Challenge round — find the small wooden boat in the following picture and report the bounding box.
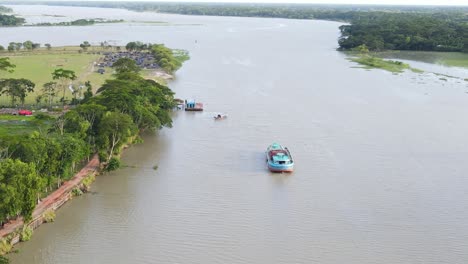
[214,114,228,120]
[266,143,294,172]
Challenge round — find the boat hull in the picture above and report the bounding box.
[267,161,294,172]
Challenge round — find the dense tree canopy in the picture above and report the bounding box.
[338,12,468,52]
[0,78,35,107]
[0,14,24,26]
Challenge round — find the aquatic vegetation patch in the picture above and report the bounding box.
[349,55,412,73]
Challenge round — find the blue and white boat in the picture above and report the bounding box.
[266,143,294,172]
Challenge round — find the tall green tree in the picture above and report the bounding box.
[97,112,136,163]
[112,58,141,75]
[0,159,43,222]
[0,78,35,107]
[82,81,93,103]
[22,40,33,51]
[42,81,58,107]
[51,68,77,107]
[79,41,91,51]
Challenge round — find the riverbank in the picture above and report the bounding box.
[0,154,99,251]
[0,42,185,260]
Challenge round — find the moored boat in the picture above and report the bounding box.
[184,100,203,111]
[266,143,294,172]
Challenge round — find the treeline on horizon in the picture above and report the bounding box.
[32,18,124,27]
[2,2,468,52]
[339,12,468,52]
[0,5,23,26]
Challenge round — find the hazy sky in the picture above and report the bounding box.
[89,0,468,5]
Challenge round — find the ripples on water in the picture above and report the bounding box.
[6,4,468,264]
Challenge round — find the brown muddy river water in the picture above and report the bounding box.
[4,4,468,264]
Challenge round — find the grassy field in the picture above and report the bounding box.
[0,115,51,135]
[0,46,171,105]
[0,46,114,105]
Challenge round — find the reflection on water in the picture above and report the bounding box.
[6,4,468,264]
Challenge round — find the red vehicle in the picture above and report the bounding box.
[18,110,33,116]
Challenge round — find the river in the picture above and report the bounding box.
[4,5,468,264]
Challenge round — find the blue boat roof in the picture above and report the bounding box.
[272,152,290,162]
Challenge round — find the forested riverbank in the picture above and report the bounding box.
[2,3,468,52]
[0,42,188,261]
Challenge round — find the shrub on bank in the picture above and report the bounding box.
[82,174,95,191]
[20,226,33,242]
[43,210,56,223]
[72,188,83,196]
[0,238,12,255]
[105,157,121,172]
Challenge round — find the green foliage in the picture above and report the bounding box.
[0,255,9,264]
[43,210,56,223]
[98,150,107,163]
[338,12,468,52]
[32,19,123,27]
[34,113,53,121]
[51,68,77,106]
[112,58,141,75]
[0,159,44,222]
[82,81,93,103]
[0,238,12,255]
[0,14,25,26]
[20,225,33,242]
[125,41,149,51]
[0,41,178,227]
[133,136,144,144]
[151,44,179,73]
[351,44,369,54]
[79,41,91,51]
[72,187,83,196]
[95,76,174,130]
[350,55,412,73]
[82,174,95,190]
[97,112,136,162]
[0,78,35,106]
[0,58,15,73]
[23,41,33,51]
[105,157,121,172]
[0,6,13,13]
